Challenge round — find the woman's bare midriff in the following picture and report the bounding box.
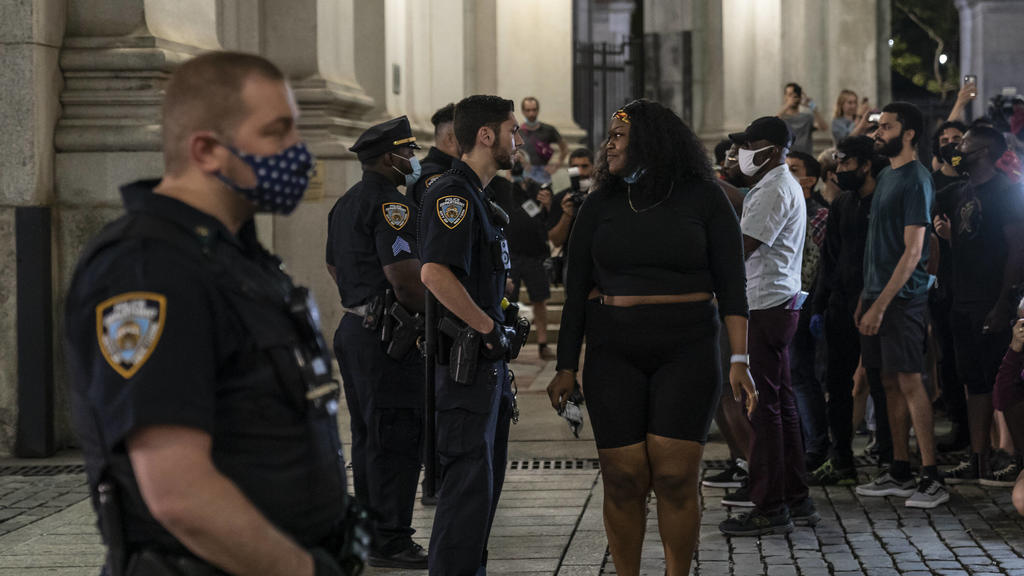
[587,288,713,307]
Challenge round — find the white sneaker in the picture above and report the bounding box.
[905,477,950,509]
[855,471,916,497]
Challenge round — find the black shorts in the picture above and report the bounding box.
[582,299,722,449]
[860,295,928,374]
[952,304,1010,395]
[510,255,550,302]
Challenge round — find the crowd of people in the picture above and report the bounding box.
[63,46,1024,576]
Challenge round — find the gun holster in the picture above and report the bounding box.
[381,290,424,360]
[438,317,479,384]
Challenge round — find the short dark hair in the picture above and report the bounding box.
[785,82,803,97]
[454,95,515,154]
[932,120,969,158]
[431,103,455,128]
[569,148,593,163]
[714,139,732,165]
[967,125,1009,162]
[162,51,285,174]
[788,150,821,179]
[881,101,924,146]
[521,96,539,109]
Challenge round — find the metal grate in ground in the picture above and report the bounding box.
[0,464,86,477]
[507,459,601,471]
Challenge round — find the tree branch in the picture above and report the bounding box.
[896,3,951,99]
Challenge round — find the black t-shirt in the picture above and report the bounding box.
[931,172,966,303]
[813,190,872,313]
[946,173,1024,307]
[65,181,346,555]
[932,168,966,196]
[556,179,748,371]
[326,171,419,307]
[489,176,549,259]
[521,122,562,167]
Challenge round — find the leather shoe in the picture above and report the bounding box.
[368,541,428,569]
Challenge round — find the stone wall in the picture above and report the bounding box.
[957,0,1024,119]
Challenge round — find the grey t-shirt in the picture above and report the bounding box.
[782,112,815,155]
[862,161,934,301]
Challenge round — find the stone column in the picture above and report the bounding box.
[956,0,1024,119]
[261,0,376,337]
[0,0,65,456]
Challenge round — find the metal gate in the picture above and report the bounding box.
[573,38,645,151]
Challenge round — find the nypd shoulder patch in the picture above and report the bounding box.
[425,174,442,189]
[95,292,166,379]
[382,202,410,231]
[437,195,469,229]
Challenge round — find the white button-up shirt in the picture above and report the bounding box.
[740,163,806,311]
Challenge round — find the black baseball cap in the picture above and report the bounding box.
[729,116,793,149]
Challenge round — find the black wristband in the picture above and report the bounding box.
[311,548,344,576]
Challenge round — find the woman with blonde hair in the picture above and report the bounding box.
[831,89,872,145]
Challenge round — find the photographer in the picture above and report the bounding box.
[491,150,556,359]
[548,148,595,249]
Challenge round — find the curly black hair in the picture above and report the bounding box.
[592,99,714,205]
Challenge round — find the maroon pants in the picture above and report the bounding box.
[747,303,808,512]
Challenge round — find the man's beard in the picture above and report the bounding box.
[875,132,904,158]
[492,143,514,170]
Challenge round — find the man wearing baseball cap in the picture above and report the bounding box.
[719,116,818,536]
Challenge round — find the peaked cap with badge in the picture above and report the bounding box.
[349,115,422,162]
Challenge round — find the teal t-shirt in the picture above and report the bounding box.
[862,161,934,300]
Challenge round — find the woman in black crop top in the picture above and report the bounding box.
[546,100,756,575]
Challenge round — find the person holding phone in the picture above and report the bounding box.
[831,90,873,146]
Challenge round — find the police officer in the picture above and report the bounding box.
[326,116,429,568]
[65,52,356,576]
[419,95,524,575]
[410,103,459,209]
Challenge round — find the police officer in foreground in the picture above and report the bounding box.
[409,103,459,209]
[65,52,360,576]
[419,95,525,575]
[326,116,429,568]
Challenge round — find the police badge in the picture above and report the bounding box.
[437,195,468,229]
[95,292,166,379]
[382,202,410,231]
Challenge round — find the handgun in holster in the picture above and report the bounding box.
[381,290,425,360]
[501,301,531,360]
[438,317,478,384]
[362,294,385,331]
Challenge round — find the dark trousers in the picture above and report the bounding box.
[865,366,894,466]
[952,304,1010,396]
[931,296,967,428]
[823,297,859,468]
[335,314,424,553]
[429,360,513,576]
[791,304,829,460]
[747,303,807,512]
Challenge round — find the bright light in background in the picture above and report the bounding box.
[939,53,948,65]
[888,38,895,47]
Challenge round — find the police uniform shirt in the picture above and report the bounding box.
[65,180,345,554]
[410,146,456,209]
[326,171,420,307]
[418,159,509,321]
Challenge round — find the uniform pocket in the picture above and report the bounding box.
[436,408,489,459]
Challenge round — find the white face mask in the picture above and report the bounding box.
[738,145,774,176]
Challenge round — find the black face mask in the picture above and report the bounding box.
[939,142,959,165]
[835,168,866,192]
[950,146,988,176]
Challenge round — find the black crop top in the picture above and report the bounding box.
[556,179,749,371]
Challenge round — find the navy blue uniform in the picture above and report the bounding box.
[419,160,513,576]
[326,171,425,554]
[410,146,456,209]
[65,181,347,566]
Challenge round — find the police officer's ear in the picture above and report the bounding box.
[478,125,496,149]
[188,130,233,176]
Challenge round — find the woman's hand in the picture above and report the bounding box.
[729,363,758,417]
[1011,318,1024,353]
[547,370,577,413]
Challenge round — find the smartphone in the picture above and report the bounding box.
[964,74,978,97]
[868,113,881,123]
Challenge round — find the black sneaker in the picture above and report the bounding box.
[789,497,821,526]
[809,459,858,486]
[981,460,1021,487]
[721,484,754,508]
[719,508,794,536]
[368,541,429,569]
[805,452,827,474]
[703,459,748,488]
[943,455,980,485]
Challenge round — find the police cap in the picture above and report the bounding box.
[349,115,421,161]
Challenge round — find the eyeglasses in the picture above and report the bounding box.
[612,109,631,124]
